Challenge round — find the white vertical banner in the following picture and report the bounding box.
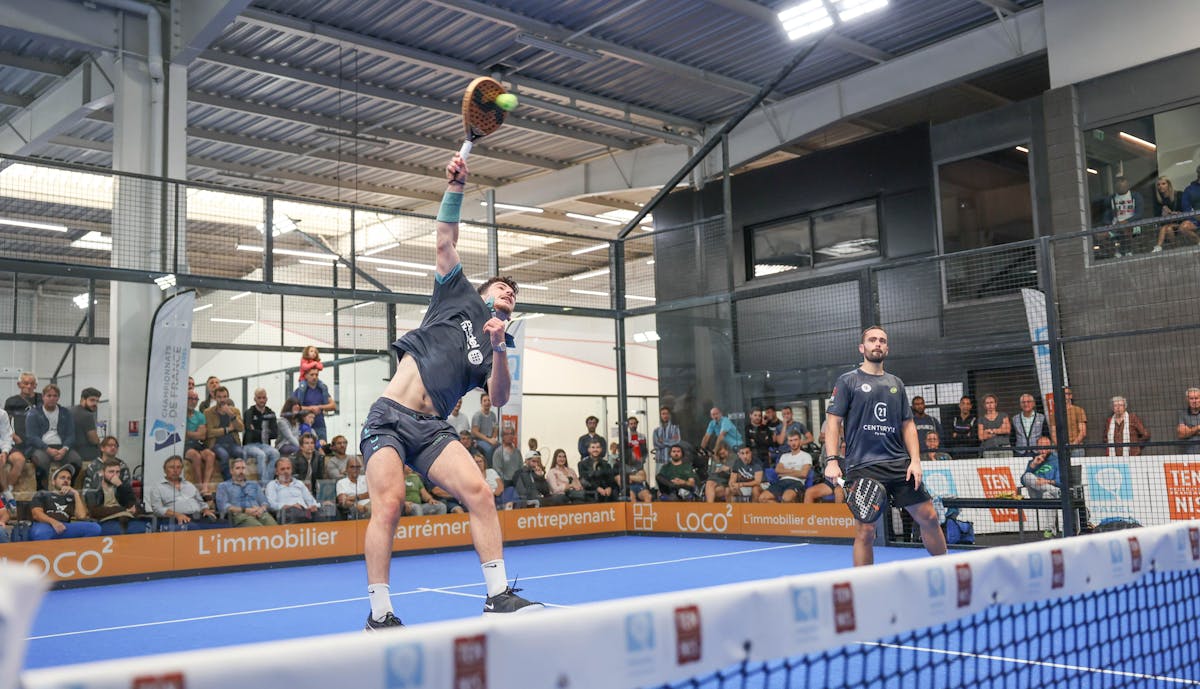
[499,319,526,447]
[1021,288,1066,415]
[141,290,195,497]
[0,563,48,689]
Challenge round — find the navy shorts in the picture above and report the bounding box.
[359,397,458,478]
[845,459,931,509]
[767,480,805,500]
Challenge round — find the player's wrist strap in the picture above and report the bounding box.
[825,455,843,464]
[437,190,463,223]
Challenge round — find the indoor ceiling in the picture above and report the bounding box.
[0,0,1048,241]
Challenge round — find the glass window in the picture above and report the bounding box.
[749,200,878,279]
[938,147,1034,254]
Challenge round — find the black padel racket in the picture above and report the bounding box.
[838,476,887,523]
[458,77,508,161]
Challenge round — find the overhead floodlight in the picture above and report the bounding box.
[565,212,623,226]
[255,215,299,237]
[778,1,833,41]
[154,274,176,291]
[570,243,610,256]
[835,0,888,22]
[481,201,544,214]
[569,289,609,297]
[211,317,255,324]
[361,242,401,257]
[377,267,427,277]
[625,295,656,303]
[72,293,91,310]
[229,291,252,301]
[193,303,213,313]
[570,268,610,281]
[0,217,68,233]
[1118,131,1156,151]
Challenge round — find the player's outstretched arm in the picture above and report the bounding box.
[436,155,467,277]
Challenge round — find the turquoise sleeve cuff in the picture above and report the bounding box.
[437,190,464,223]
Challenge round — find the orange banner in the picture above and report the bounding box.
[975,467,1021,522]
[175,522,361,569]
[392,513,474,551]
[1163,462,1200,520]
[501,503,625,540]
[0,534,174,582]
[627,502,856,538]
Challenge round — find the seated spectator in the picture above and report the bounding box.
[297,410,325,451]
[803,474,845,504]
[81,435,131,492]
[616,448,652,503]
[474,452,508,509]
[774,406,813,450]
[149,455,221,530]
[728,446,763,502]
[606,441,621,466]
[578,439,617,502]
[0,498,9,543]
[923,432,953,462]
[512,451,550,507]
[204,385,246,481]
[266,456,322,522]
[446,398,471,436]
[216,458,278,528]
[30,466,101,540]
[70,387,103,469]
[546,449,585,504]
[24,384,82,490]
[704,445,734,503]
[323,435,351,480]
[4,371,41,450]
[337,458,370,518]
[977,394,1011,458]
[291,433,324,490]
[1021,437,1060,499]
[910,397,942,453]
[1152,176,1199,252]
[1103,396,1150,457]
[276,397,303,456]
[758,430,812,504]
[1178,165,1200,239]
[85,457,148,535]
[402,463,448,516]
[184,389,218,492]
[243,388,282,483]
[1,407,27,501]
[471,392,499,458]
[656,444,698,501]
[459,429,477,455]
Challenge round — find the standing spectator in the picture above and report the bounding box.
[652,407,681,461]
[701,407,743,453]
[491,427,522,484]
[402,463,448,516]
[758,430,812,503]
[216,458,277,528]
[1021,436,1061,499]
[577,415,604,461]
[70,387,103,467]
[276,397,303,456]
[1151,176,1198,252]
[148,455,221,529]
[204,385,245,482]
[471,392,499,458]
[578,439,616,502]
[743,408,773,468]
[243,388,282,483]
[1100,175,1146,257]
[763,406,783,462]
[656,444,698,501]
[446,398,471,436]
[323,435,351,480]
[24,384,81,489]
[1177,387,1200,454]
[1011,393,1049,456]
[184,389,217,492]
[1049,387,1089,458]
[923,433,952,462]
[626,416,646,464]
[337,458,370,518]
[4,372,41,446]
[85,458,147,535]
[546,449,585,504]
[977,394,1011,458]
[774,406,813,448]
[0,491,10,543]
[198,375,220,412]
[910,397,942,452]
[727,446,763,503]
[29,466,101,540]
[266,456,321,522]
[293,367,336,443]
[1,408,27,500]
[1103,396,1150,457]
[947,396,977,458]
[299,345,323,378]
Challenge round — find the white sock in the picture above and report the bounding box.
[367,583,393,621]
[481,559,508,596]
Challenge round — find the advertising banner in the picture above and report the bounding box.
[141,290,195,497]
[626,502,856,539]
[498,318,525,447]
[501,504,626,540]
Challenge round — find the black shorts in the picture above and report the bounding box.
[768,480,805,500]
[845,459,931,509]
[359,397,457,478]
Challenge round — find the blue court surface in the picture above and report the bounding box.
[27,535,913,669]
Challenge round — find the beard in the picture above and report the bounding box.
[863,348,887,363]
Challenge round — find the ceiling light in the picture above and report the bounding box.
[211,318,255,324]
[468,277,485,285]
[237,244,339,261]
[625,295,656,302]
[229,291,251,301]
[154,274,176,291]
[778,1,833,40]
[646,259,655,265]
[377,267,428,277]
[565,212,623,226]
[362,242,400,256]
[0,217,68,232]
[834,0,888,22]
[298,259,346,267]
[1175,159,1194,166]
[570,243,609,256]
[633,332,648,343]
[513,33,602,63]
[1015,146,1029,153]
[1087,168,1098,175]
[569,289,609,297]
[352,301,375,309]
[356,255,436,271]
[520,284,549,291]
[255,215,299,236]
[72,293,91,310]
[1118,131,1156,151]
[70,231,112,251]
[193,303,213,313]
[571,268,610,281]
[513,312,545,321]
[481,201,544,214]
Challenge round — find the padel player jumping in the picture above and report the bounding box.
[823,326,947,566]
[361,154,542,630]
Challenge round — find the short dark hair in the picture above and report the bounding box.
[659,406,671,413]
[912,396,924,403]
[300,432,317,445]
[80,387,101,399]
[103,457,123,469]
[861,325,887,343]
[765,405,776,412]
[43,383,61,396]
[476,276,519,297]
[586,415,599,424]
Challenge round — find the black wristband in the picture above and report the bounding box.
[825,455,843,464]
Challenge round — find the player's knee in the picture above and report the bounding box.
[459,478,493,510]
[856,522,876,540]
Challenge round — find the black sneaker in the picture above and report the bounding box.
[483,585,545,615]
[364,611,404,631]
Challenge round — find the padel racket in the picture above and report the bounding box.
[837,476,887,523]
[458,77,509,161]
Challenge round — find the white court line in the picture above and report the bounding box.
[864,642,1200,686]
[28,542,803,640]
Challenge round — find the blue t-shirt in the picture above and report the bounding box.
[827,368,913,470]
[391,264,514,418]
[292,380,331,433]
[705,416,743,448]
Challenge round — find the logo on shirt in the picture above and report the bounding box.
[460,320,483,365]
[873,402,888,422]
[860,384,871,392]
[890,387,898,394]
[468,350,483,365]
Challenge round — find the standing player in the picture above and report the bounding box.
[823,326,946,566]
[361,154,542,630]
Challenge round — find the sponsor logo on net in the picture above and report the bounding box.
[674,605,702,666]
[131,673,185,689]
[0,536,115,579]
[453,635,487,689]
[624,611,656,677]
[385,642,425,689]
[926,567,948,612]
[791,586,821,641]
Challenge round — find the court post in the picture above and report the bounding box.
[1037,235,1075,537]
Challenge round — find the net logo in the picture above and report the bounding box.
[453,635,487,689]
[1051,549,1065,589]
[674,605,702,665]
[1028,553,1043,580]
[1088,464,1133,501]
[955,563,972,608]
[1128,537,1142,574]
[832,582,856,633]
[791,587,818,622]
[1190,528,1200,561]
[926,568,946,599]
[625,612,655,653]
[131,673,185,689]
[385,643,425,689]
